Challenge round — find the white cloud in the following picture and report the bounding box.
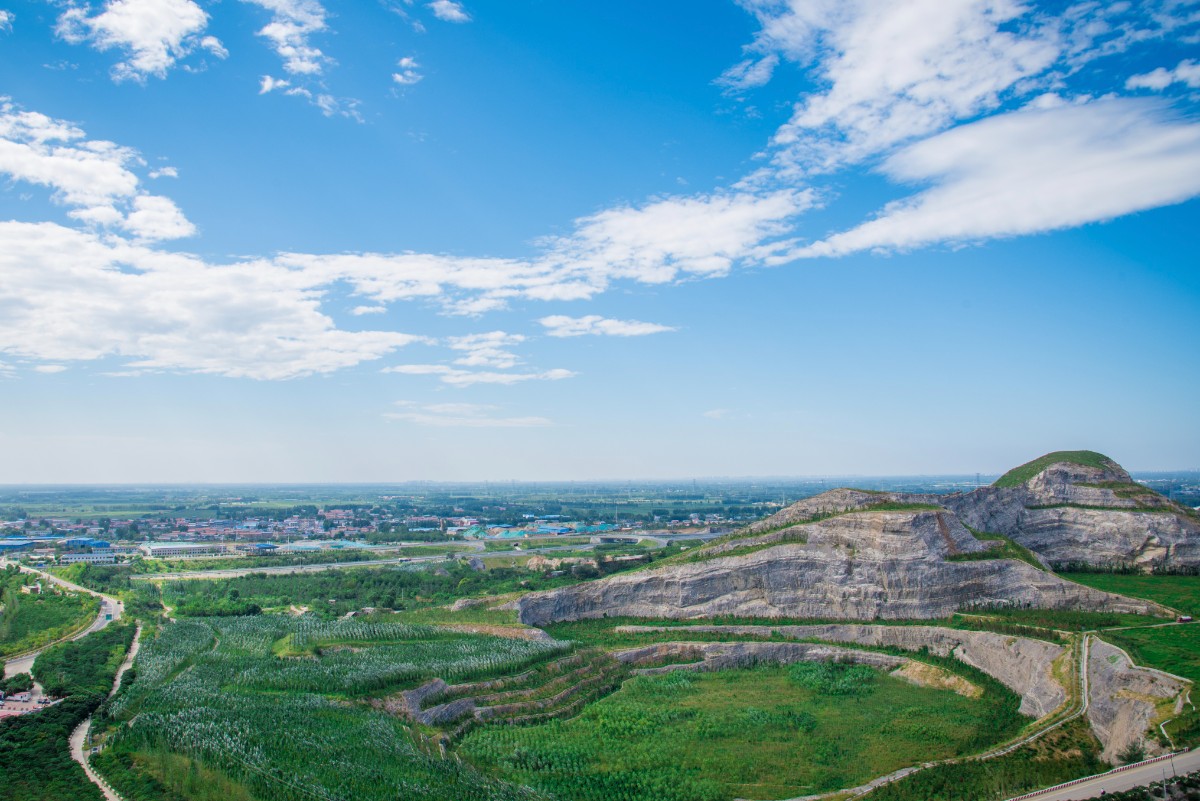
[199,35,227,59]
[0,10,12,32]
[123,194,196,240]
[282,188,811,312]
[243,0,329,75]
[732,0,1060,176]
[538,315,675,338]
[447,331,525,368]
[788,98,1200,258]
[0,221,424,379]
[702,408,730,420]
[393,56,423,86]
[259,75,291,94]
[382,365,575,387]
[427,0,470,23]
[0,99,194,240]
[351,305,387,315]
[34,364,68,374]
[386,401,552,428]
[148,166,178,179]
[1127,60,1200,91]
[56,0,217,81]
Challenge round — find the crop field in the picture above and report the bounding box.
[96,615,568,801]
[0,568,99,657]
[460,663,1024,801]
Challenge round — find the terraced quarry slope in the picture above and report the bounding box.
[517,507,1156,626]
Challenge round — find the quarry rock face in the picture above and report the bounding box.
[1086,637,1187,762]
[944,459,1200,568]
[517,509,1159,626]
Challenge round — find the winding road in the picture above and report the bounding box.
[2,560,124,680]
[68,622,142,801]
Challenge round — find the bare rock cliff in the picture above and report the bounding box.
[517,509,1158,626]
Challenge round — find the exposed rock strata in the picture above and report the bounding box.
[944,461,1200,568]
[518,510,1158,628]
[615,624,1068,718]
[614,640,907,674]
[1086,637,1187,763]
[745,489,940,534]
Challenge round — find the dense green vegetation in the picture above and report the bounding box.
[153,558,659,618]
[0,566,99,657]
[34,621,135,698]
[0,623,134,801]
[0,696,106,801]
[993,450,1120,487]
[462,663,1021,801]
[95,615,564,801]
[92,747,260,801]
[865,717,1107,801]
[2,671,33,694]
[1062,573,1200,616]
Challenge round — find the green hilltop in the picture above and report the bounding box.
[993,450,1121,488]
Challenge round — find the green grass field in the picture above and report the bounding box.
[0,570,99,658]
[1061,572,1200,616]
[461,663,1023,801]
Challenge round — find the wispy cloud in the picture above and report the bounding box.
[447,331,525,368]
[786,98,1200,259]
[427,0,470,23]
[393,56,423,86]
[56,0,223,82]
[1127,60,1200,91]
[386,401,552,428]
[0,10,13,33]
[34,364,68,374]
[382,365,574,387]
[702,408,729,420]
[242,0,328,76]
[538,315,675,338]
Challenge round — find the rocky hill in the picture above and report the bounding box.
[943,451,1200,568]
[517,451,1197,626]
[517,506,1157,626]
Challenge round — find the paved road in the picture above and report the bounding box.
[69,623,143,801]
[1017,750,1200,800]
[2,561,124,680]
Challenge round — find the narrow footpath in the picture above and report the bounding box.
[69,623,143,801]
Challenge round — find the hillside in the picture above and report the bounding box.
[946,451,1200,569]
[516,505,1156,626]
[993,451,1124,488]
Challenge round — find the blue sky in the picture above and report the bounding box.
[1,0,1199,482]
